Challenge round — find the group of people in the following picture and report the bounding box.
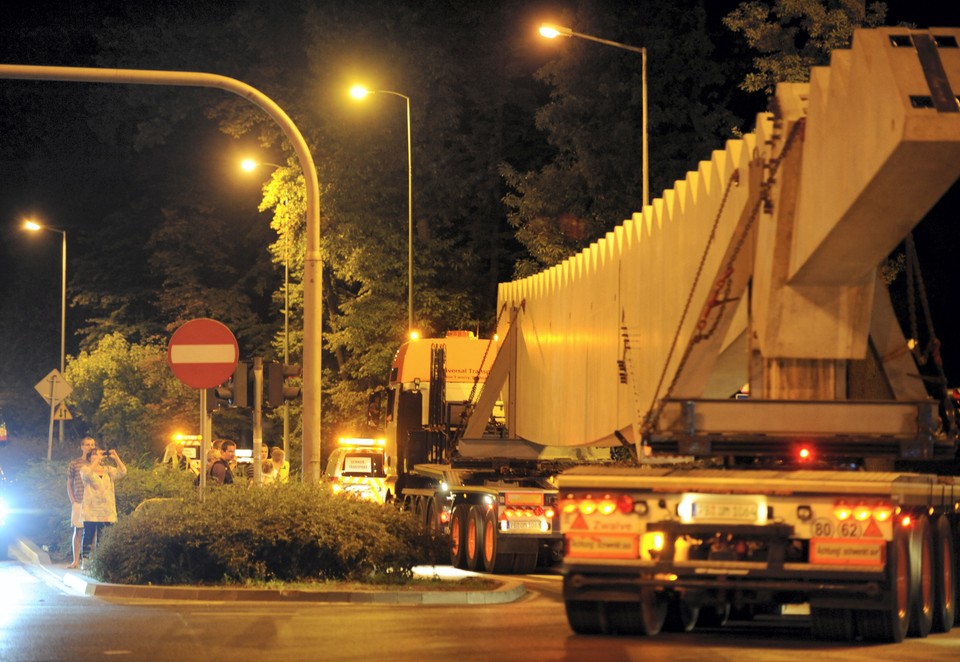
[164,438,289,486]
[66,436,126,569]
[208,439,290,486]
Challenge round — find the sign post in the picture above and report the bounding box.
[34,368,72,461]
[167,318,239,499]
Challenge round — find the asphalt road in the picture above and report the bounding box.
[4,556,960,661]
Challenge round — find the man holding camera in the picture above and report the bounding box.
[66,436,96,569]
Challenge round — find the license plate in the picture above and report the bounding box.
[506,519,546,532]
[692,501,759,522]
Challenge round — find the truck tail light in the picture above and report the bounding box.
[834,499,896,523]
[834,500,852,520]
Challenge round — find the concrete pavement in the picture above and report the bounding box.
[10,537,526,604]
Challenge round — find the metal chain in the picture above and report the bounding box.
[642,118,807,437]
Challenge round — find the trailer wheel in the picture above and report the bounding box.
[423,499,439,535]
[512,552,538,574]
[663,593,699,633]
[481,509,513,573]
[696,603,730,628]
[465,505,485,572]
[565,600,605,635]
[909,515,934,638]
[810,608,855,641]
[450,505,467,569]
[604,590,668,636]
[932,515,956,633]
[855,522,911,642]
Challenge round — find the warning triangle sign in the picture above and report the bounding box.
[568,512,590,531]
[862,520,883,538]
[54,402,73,421]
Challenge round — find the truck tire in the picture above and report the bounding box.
[481,509,515,574]
[932,515,956,633]
[855,522,911,642]
[512,552,537,574]
[810,608,855,641]
[663,593,699,632]
[465,505,485,572]
[565,600,605,634]
[908,515,934,638]
[450,505,467,569]
[696,603,730,628]
[605,590,668,636]
[423,498,439,535]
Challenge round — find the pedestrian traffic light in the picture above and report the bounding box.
[211,362,250,409]
[264,362,301,409]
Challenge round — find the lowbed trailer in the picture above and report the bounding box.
[370,331,591,574]
[400,461,562,574]
[560,465,959,640]
[479,27,960,642]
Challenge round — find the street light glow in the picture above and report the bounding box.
[539,23,572,39]
[23,220,42,232]
[537,21,649,208]
[240,158,258,172]
[350,84,371,99]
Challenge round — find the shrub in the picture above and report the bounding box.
[90,483,450,585]
[15,460,196,561]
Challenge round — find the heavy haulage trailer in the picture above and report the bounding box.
[370,330,608,575]
[473,27,960,642]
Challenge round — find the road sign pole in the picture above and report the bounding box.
[199,389,208,502]
[47,378,56,461]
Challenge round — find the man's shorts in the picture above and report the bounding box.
[71,503,84,529]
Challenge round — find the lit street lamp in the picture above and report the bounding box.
[539,22,650,208]
[23,219,67,456]
[241,159,292,458]
[349,84,415,337]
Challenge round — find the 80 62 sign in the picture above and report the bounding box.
[812,518,862,538]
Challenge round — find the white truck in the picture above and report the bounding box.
[477,28,960,642]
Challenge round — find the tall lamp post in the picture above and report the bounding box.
[539,22,649,208]
[241,159,291,458]
[23,219,67,451]
[349,85,416,337]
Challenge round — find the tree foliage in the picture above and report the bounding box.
[503,0,746,277]
[64,332,194,454]
[723,0,888,93]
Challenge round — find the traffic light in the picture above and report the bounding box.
[264,362,301,409]
[210,362,250,410]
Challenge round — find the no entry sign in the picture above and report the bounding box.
[167,318,239,389]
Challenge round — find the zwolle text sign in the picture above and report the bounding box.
[167,318,239,389]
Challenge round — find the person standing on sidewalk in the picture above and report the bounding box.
[79,448,127,567]
[66,436,96,569]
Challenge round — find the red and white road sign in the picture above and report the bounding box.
[167,318,239,389]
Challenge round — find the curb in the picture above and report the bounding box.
[14,537,526,604]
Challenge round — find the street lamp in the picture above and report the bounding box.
[349,84,415,337]
[241,159,292,458]
[23,219,67,457]
[539,22,649,208]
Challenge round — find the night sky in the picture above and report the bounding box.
[1,1,959,411]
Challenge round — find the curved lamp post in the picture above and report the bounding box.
[539,22,649,208]
[349,84,415,337]
[0,64,323,482]
[23,219,67,458]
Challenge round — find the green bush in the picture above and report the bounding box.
[15,460,196,560]
[90,483,450,585]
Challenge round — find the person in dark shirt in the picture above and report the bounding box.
[210,440,236,485]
